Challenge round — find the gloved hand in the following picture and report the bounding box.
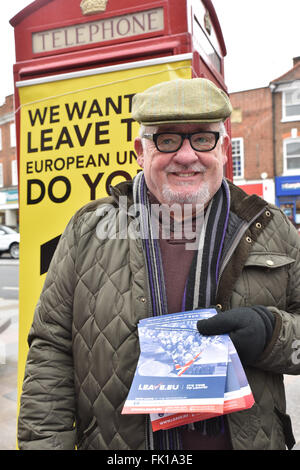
[197,306,275,365]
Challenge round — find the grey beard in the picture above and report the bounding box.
[161,181,210,205]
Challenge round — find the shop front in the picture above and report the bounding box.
[236,179,275,205]
[275,175,300,233]
[0,188,19,229]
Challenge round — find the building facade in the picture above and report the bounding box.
[230,57,300,233]
[230,85,275,204]
[0,95,19,228]
[270,57,300,230]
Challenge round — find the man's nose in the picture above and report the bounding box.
[172,137,199,165]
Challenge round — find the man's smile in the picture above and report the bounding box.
[167,166,207,184]
[172,172,199,177]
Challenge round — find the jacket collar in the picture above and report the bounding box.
[227,179,269,222]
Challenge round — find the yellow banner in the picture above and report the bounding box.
[17,57,192,398]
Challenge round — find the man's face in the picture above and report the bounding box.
[134,122,229,207]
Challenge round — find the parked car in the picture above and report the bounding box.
[0,225,20,259]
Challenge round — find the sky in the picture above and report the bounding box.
[1,0,300,104]
[213,0,300,93]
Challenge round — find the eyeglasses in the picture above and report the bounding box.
[143,131,220,153]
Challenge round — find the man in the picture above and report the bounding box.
[18,78,300,450]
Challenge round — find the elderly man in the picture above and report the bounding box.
[18,78,300,451]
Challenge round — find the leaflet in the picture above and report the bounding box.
[122,309,254,430]
[150,340,254,431]
[122,310,228,415]
[138,309,216,330]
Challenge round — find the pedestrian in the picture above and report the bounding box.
[18,78,300,450]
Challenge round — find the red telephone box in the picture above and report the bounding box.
[11,0,232,178]
[11,0,232,386]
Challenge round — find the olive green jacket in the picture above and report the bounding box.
[18,181,300,450]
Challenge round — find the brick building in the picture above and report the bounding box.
[0,95,19,228]
[230,57,300,232]
[230,85,275,204]
[270,57,300,229]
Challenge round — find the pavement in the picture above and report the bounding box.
[285,375,300,450]
[0,288,299,450]
[0,298,19,450]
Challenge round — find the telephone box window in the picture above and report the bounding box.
[192,15,221,74]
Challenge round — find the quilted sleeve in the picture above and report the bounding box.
[18,216,78,450]
[257,218,300,375]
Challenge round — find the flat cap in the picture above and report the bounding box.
[132,78,232,125]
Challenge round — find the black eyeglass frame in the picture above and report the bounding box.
[143,131,220,153]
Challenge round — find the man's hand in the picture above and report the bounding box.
[197,306,275,365]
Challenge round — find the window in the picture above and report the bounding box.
[283,138,300,174]
[10,123,16,148]
[11,160,18,186]
[231,138,244,179]
[0,163,3,188]
[283,87,300,121]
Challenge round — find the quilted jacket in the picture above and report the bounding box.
[18,180,300,450]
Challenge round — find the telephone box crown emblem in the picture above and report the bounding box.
[80,0,109,15]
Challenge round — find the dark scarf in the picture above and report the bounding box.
[132,172,230,450]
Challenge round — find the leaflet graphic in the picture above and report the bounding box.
[150,340,254,431]
[122,309,254,429]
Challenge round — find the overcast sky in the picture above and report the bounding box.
[213,0,300,92]
[1,0,300,104]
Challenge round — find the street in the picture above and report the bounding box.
[285,375,300,449]
[0,255,19,450]
[0,256,299,450]
[0,256,19,301]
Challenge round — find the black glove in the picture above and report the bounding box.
[197,306,275,365]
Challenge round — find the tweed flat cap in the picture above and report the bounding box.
[132,78,232,125]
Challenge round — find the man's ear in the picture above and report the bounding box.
[221,134,230,165]
[134,138,144,168]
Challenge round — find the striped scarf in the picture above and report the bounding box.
[132,172,230,450]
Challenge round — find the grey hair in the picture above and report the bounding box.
[219,121,228,144]
[139,124,158,138]
[139,124,158,150]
